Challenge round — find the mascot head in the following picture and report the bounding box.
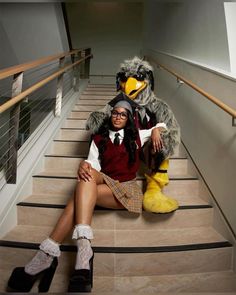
[116,57,154,106]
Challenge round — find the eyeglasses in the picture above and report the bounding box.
[111,110,128,120]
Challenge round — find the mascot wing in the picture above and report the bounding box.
[147,97,181,157]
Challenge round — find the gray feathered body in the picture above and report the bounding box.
[86,56,180,158]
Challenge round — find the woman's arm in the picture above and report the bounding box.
[139,123,167,152]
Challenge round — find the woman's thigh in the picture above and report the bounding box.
[96,184,124,209]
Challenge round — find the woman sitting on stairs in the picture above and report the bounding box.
[8,99,167,293]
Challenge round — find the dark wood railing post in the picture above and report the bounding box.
[6,72,23,183]
[72,51,81,92]
[80,48,91,79]
[55,57,65,117]
[84,48,91,79]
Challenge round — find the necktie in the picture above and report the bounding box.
[114,133,120,146]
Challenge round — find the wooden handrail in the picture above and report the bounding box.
[0,49,89,80]
[0,53,92,114]
[147,56,236,126]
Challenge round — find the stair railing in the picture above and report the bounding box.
[146,56,236,127]
[0,48,92,184]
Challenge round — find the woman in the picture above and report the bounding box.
[8,100,166,293]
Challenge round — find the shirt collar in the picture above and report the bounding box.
[109,129,124,139]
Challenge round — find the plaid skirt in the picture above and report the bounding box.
[101,173,143,214]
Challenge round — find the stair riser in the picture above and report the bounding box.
[76,99,110,105]
[50,141,185,158]
[55,130,92,141]
[17,206,213,229]
[73,105,105,111]
[62,119,87,129]
[68,111,91,119]
[4,226,224,248]
[82,91,117,95]
[42,248,233,277]
[0,247,234,293]
[32,177,199,197]
[50,141,90,155]
[44,157,188,176]
[80,95,115,100]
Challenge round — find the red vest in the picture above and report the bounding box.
[93,134,141,182]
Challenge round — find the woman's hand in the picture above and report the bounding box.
[78,160,92,182]
[151,127,163,153]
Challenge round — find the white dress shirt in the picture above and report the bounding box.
[86,122,167,171]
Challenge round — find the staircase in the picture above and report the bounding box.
[0,83,236,293]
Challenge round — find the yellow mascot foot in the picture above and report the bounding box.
[143,189,179,213]
[142,172,179,213]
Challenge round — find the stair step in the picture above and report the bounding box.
[43,157,189,176]
[19,192,210,207]
[2,225,226,248]
[32,174,199,196]
[72,105,106,111]
[0,246,234,293]
[62,119,87,129]
[16,205,214,228]
[82,90,117,95]
[50,140,186,157]
[76,99,110,105]
[55,129,92,141]
[80,94,115,100]
[0,246,233,279]
[68,111,91,119]
[50,270,236,293]
[86,84,116,89]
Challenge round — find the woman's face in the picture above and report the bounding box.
[111,107,128,130]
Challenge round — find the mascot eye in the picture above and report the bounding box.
[117,72,127,82]
[133,73,146,81]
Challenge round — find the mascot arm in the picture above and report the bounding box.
[148,99,181,157]
[86,104,112,134]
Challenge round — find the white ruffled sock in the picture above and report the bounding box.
[72,224,93,270]
[24,238,60,275]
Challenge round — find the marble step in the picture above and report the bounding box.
[50,270,236,293]
[2,225,226,248]
[55,129,92,141]
[72,105,106,111]
[62,118,87,129]
[16,206,213,229]
[86,84,116,89]
[49,140,186,157]
[18,193,209,208]
[43,156,189,176]
[80,94,115,100]
[76,99,110,105]
[82,90,117,95]
[0,246,233,286]
[32,174,199,197]
[68,111,91,119]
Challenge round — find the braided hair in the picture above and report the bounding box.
[96,111,138,164]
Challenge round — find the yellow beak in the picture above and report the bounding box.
[121,77,147,99]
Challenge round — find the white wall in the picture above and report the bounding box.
[143,0,231,72]
[0,2,69,68]
[224,2,236,74]
[66,2,143,76]
[143,0,236,237]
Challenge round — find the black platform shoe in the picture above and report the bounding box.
[7,257,58,292]
[68,255,94,293]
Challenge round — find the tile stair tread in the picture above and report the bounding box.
[0,247,235,293]
[1,225,228,248]
[35,171,196,180]
[49,271,236,293]
[19,193,209,207]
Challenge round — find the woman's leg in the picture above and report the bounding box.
[49,196,75,243]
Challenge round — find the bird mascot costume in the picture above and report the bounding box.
[86,57,180,213]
